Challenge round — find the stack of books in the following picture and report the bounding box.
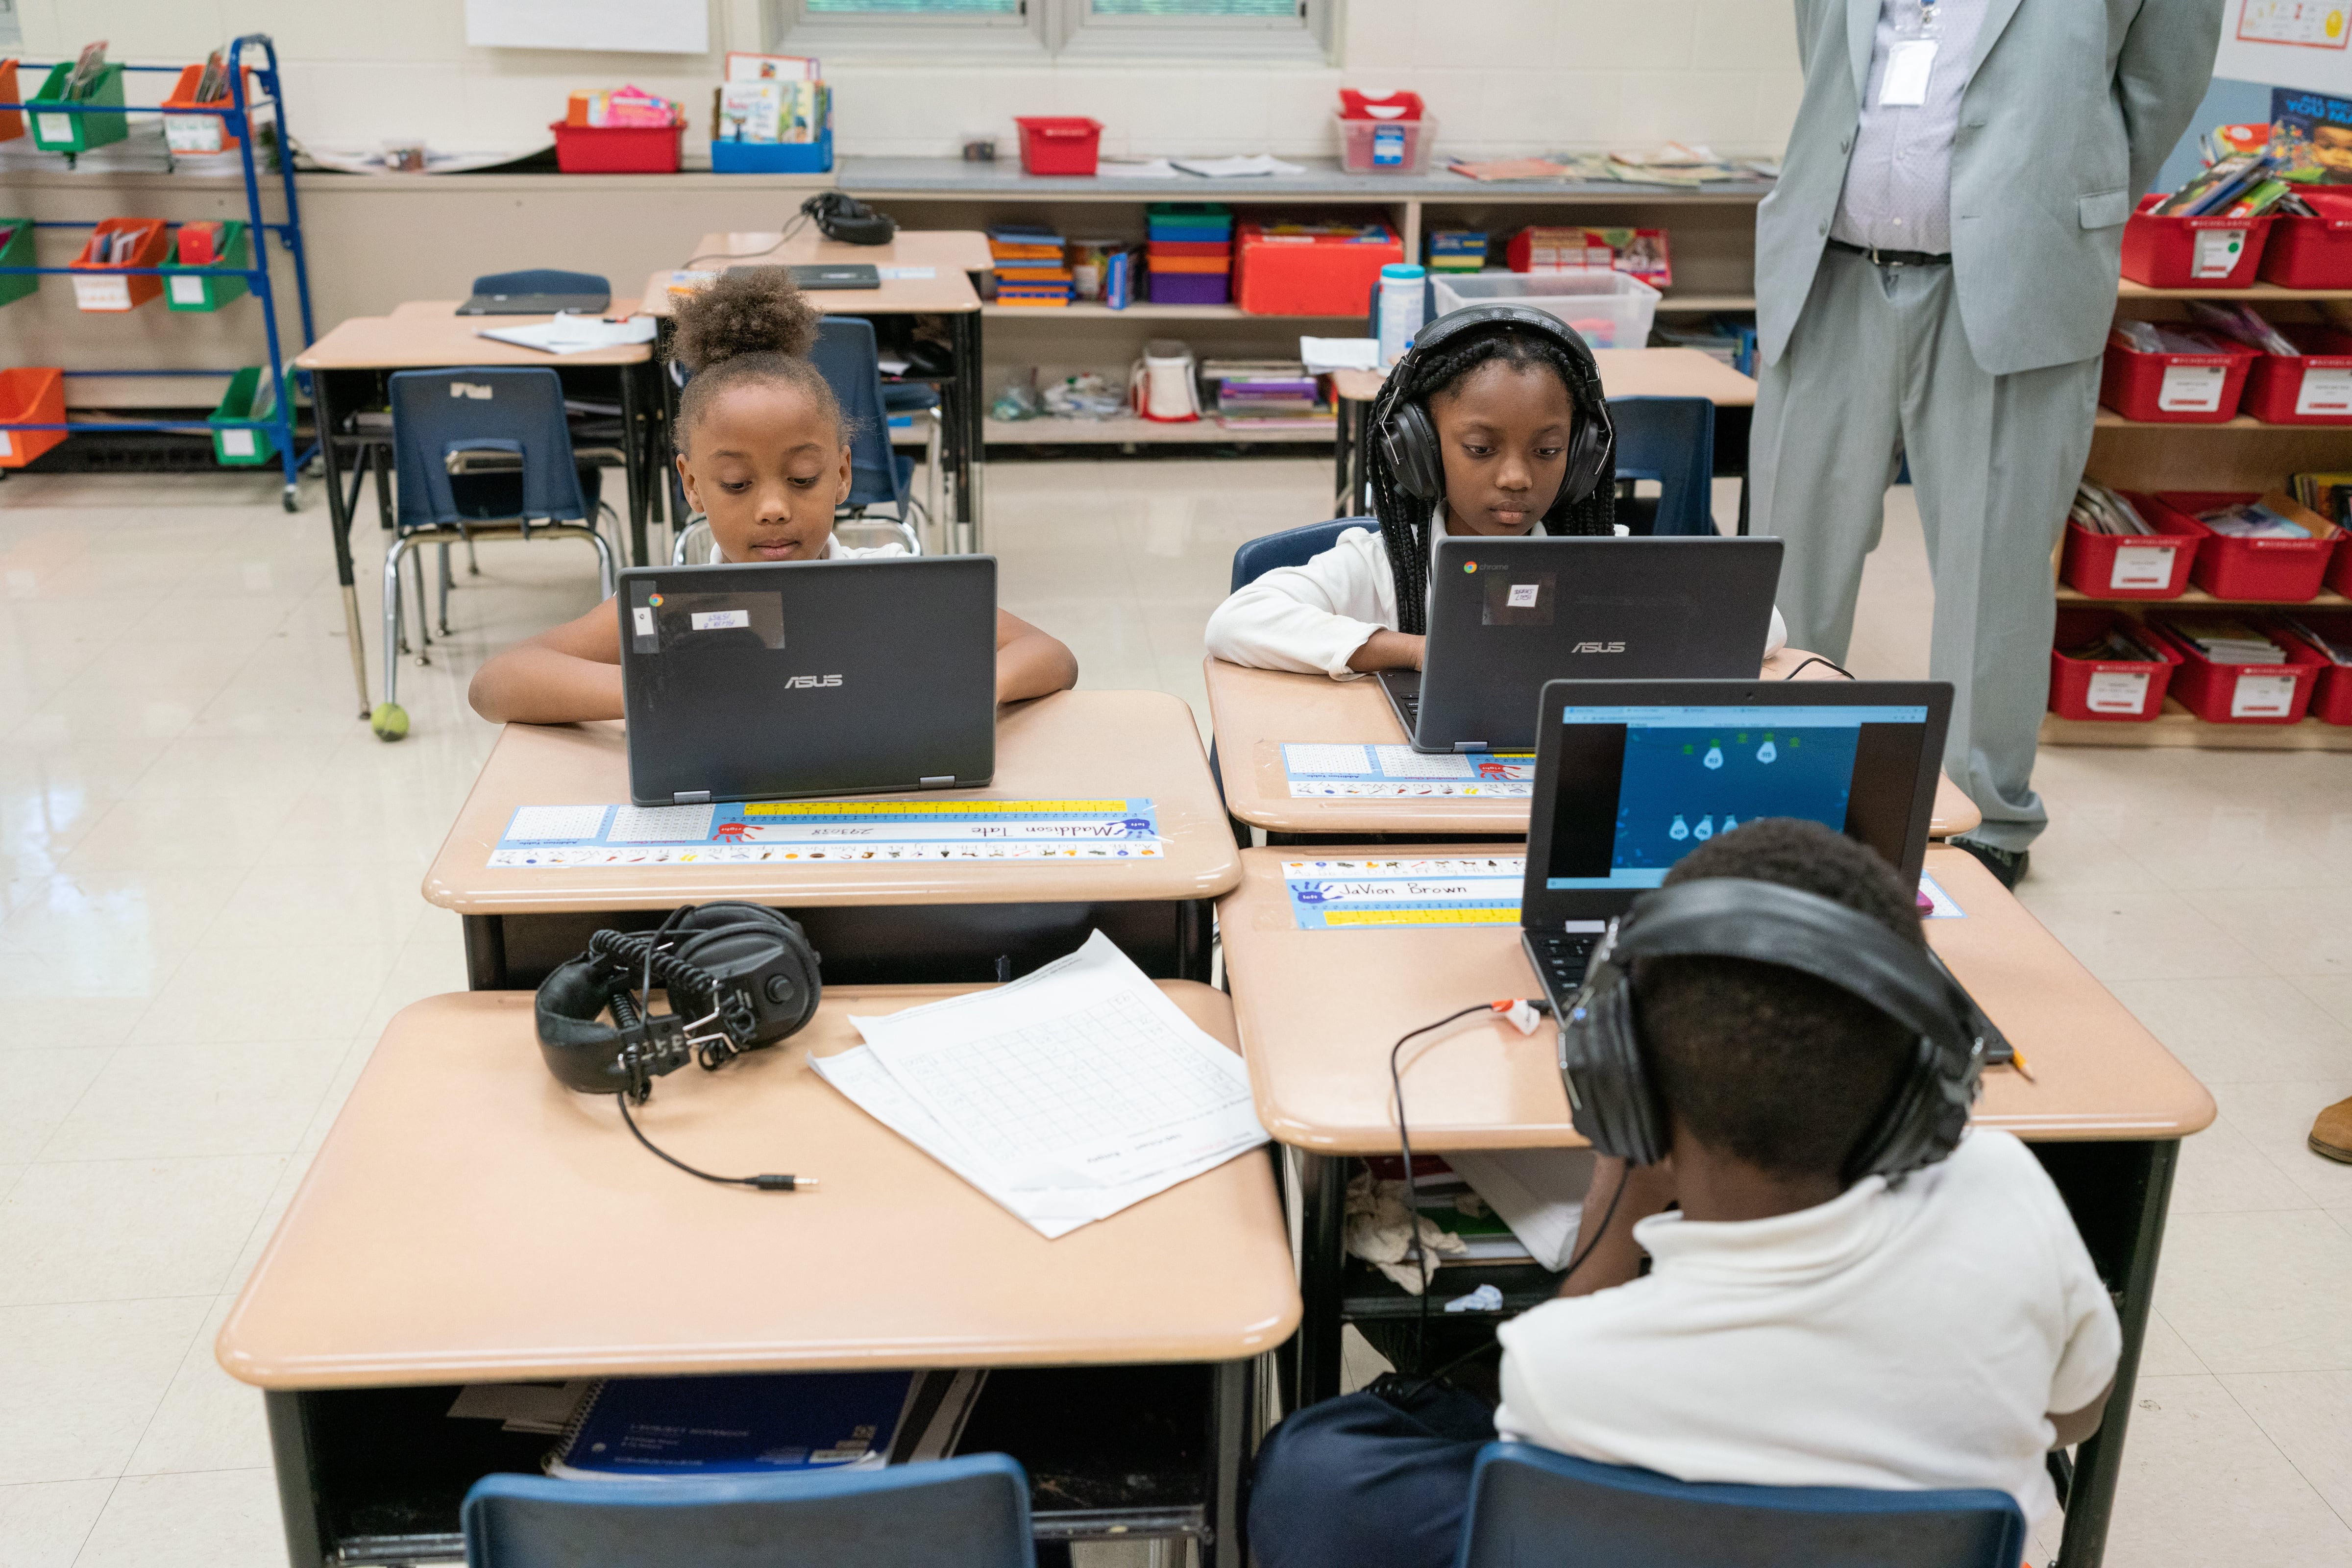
[988,224,1072,308]
[714,51,825,145]
[2154,617,2290,663]
[1425,230,1487,272]
[2290,469,2352,530]
[1206,359,1331,431]
[2070,480,2158,537]
[1147,204,1233,307]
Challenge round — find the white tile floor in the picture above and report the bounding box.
[0,458,2348,1567]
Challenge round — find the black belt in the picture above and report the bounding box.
[1827,238,1952,268]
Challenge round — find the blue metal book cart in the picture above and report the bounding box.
[0,34,317,511]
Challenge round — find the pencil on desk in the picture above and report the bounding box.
[2009,1045,2035,1083]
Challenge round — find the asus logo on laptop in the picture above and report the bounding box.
[783,674,844,688]
[1572,641,1627,654]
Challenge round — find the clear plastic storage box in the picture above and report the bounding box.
[1430,271,1661,350]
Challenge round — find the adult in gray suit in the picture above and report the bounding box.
[1750,0,2221,885]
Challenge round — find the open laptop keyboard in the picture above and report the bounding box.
[1530,931,1598,998]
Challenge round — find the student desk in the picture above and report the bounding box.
[1202,653,1984,843]
[1328,347,1760,519]
[422,690,1241,988]
[294,305,660,721]
[1218,843,2212,1568]
[641,228,990,551]
[216,985,1297,1568]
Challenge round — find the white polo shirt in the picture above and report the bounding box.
[1494,1128,2121,1522]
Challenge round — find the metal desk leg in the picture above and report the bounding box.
[311,370,370,720]
[948,309,984,554]
[619,361,649,567]
[265,1392,330,1568]
[1295,1152,1349,1410]
[1205,1358,1252,1568]
[1333,398,1355,518]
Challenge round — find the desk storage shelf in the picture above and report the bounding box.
[0,34,317,509]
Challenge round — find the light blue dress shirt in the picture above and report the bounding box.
[1829,0,1989,255]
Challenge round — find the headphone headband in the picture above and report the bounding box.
[1372,303,1616,508]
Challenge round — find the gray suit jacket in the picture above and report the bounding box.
[1757,0,2222,376]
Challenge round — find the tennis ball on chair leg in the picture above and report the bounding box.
[369,702,410,742]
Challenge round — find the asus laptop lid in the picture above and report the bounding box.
[457,289,612,316]
[1378,535,1784,754]
[618,557,997,807]
[1517,677,1953,1005]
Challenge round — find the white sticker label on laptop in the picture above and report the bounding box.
[2086,670,2150,713]
[2157,363,2227,411]
[1506,583,1540,608]
[2298,366,2352,416]
[2109,544,2174,590]
[2231,672,2296,717]
[633,607,655,637]
[2194,228,2247,278]
[691,609,750,631]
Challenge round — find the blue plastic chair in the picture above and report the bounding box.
[810,317,926,552]
[1230,516,1370,593]
[1456,1443,2026,1568]
[471,268,611,306]
[462,1453,1036,1568]
[379,366,616,737]
[1606,395,1716,537]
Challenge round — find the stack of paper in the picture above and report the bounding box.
[2070,480,2156,538]
[812,932,1267,1238]
[477,313,656,356]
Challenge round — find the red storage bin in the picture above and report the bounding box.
[2100,328,2254,422]
[2059,491,2202,598]
[2328,531,2352,599]
[2120,193,2274,289]
[2148,613,2321,723]
[2239,325,2352,424]
[1233,220,1404,316]
[2150,490,2343,601]
[0,366,65,468]
[550,119,681,173]
[2258,188,2352,288]
[1013,117,1102,176]
[2049,608,2182,721]
[2277,612,2352,724]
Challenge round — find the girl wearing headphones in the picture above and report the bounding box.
[1204,306,1785,677]
[470,270,1076,724]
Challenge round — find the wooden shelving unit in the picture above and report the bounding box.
[2042,700,2352,750]
[982,414,1333,445]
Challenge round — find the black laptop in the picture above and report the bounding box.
[724,263,882,291]
[1515,677,1955,1011]
[1379,535,1784,754]
[457,288,612,316]
[617,557,996,806]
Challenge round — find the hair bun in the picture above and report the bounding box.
[672,267,822,370]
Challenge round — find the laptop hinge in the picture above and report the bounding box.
[918,775,956,788]
[1453,741,1487,753]
[673,790,712,805]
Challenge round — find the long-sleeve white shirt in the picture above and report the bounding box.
[1203,525,1788,680]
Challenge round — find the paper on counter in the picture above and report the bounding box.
[1299,337,1381,373]
[1172,154,1305,178]
[478,313,657,355]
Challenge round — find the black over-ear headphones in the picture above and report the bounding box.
[1375,302,1616,509]
[1557,878,1983,1182]
[801,191,896,246]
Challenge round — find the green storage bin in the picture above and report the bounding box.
[209,367,279,467]
[162,221,250,312]
[29,62,127,154]
[0,219,34,310]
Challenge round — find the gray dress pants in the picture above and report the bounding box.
[1751,245,2101,852]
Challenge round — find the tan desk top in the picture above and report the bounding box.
[639,229,988,318]
[1331,349,1758,409]
[1218,844,2214,1155]
[423,690,1241,915]
[1203,654,1982,840]
[216,984,1298,1390]
[296,305,655,370]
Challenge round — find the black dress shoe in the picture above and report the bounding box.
[1953,836,2028,890]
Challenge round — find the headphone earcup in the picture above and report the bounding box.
[535,956,633,1094]
[1558,959,1668,1167]
[668,903,823,1045]
[1561,407,1613,508]
[1379,399,1444,501]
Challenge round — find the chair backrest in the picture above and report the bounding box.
[1231,517,1370,592]
[462,1453,1035,1568]
[472,268,611,300]
[389,368,585,531]
[1606,395,1715,537]
[808,316,905,512]
[1456,1444,2026,1568]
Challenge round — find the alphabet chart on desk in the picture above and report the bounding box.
[487,799,1165,867]
[1281,742,1535,798]
[1284,857,1526,930]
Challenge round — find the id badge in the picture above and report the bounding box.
[1879,38,1937,106]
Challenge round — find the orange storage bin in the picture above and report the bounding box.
[2058,491,2202,598]
[2278,612,2352,724]
[0,60,22,144]
[2120,193,2274,289]
[2150,490,2342,602]
[2147,613,2322,724]
[68,219,169,312]
[0,367,66,468]
[2239,325,2352,424]
[2049,608,2182,721]
[1233,220,1405,317]
[159,62,254,154]
[2099,327,2254,422]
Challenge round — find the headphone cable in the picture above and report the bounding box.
[1781,653,1856,681]
[615,1093,815,1193]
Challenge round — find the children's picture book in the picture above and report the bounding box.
[2271,88,2352,185]
[546,1371,930,1480]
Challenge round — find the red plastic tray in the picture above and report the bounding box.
[2147,613,2320,723]
[2049,608,2181,721]
[2278,612,2352,724]
[1232,221,1405,316]
[550,120,681,173]
[2099,330,2254,422]
[0,366,65,468]
[2149,491,2342,601]
[2239,325,2352,424]
[2058,496,2201,598]
[1013,117,1102,177]
[2120,193,2274,289]
[2258,188,2352,288]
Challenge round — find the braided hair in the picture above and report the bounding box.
[671,267,845,452]
[1367,321,1616,635]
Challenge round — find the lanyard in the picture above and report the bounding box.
[1899,0,1941,40]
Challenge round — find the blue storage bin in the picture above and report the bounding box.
[711,131,833,174]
